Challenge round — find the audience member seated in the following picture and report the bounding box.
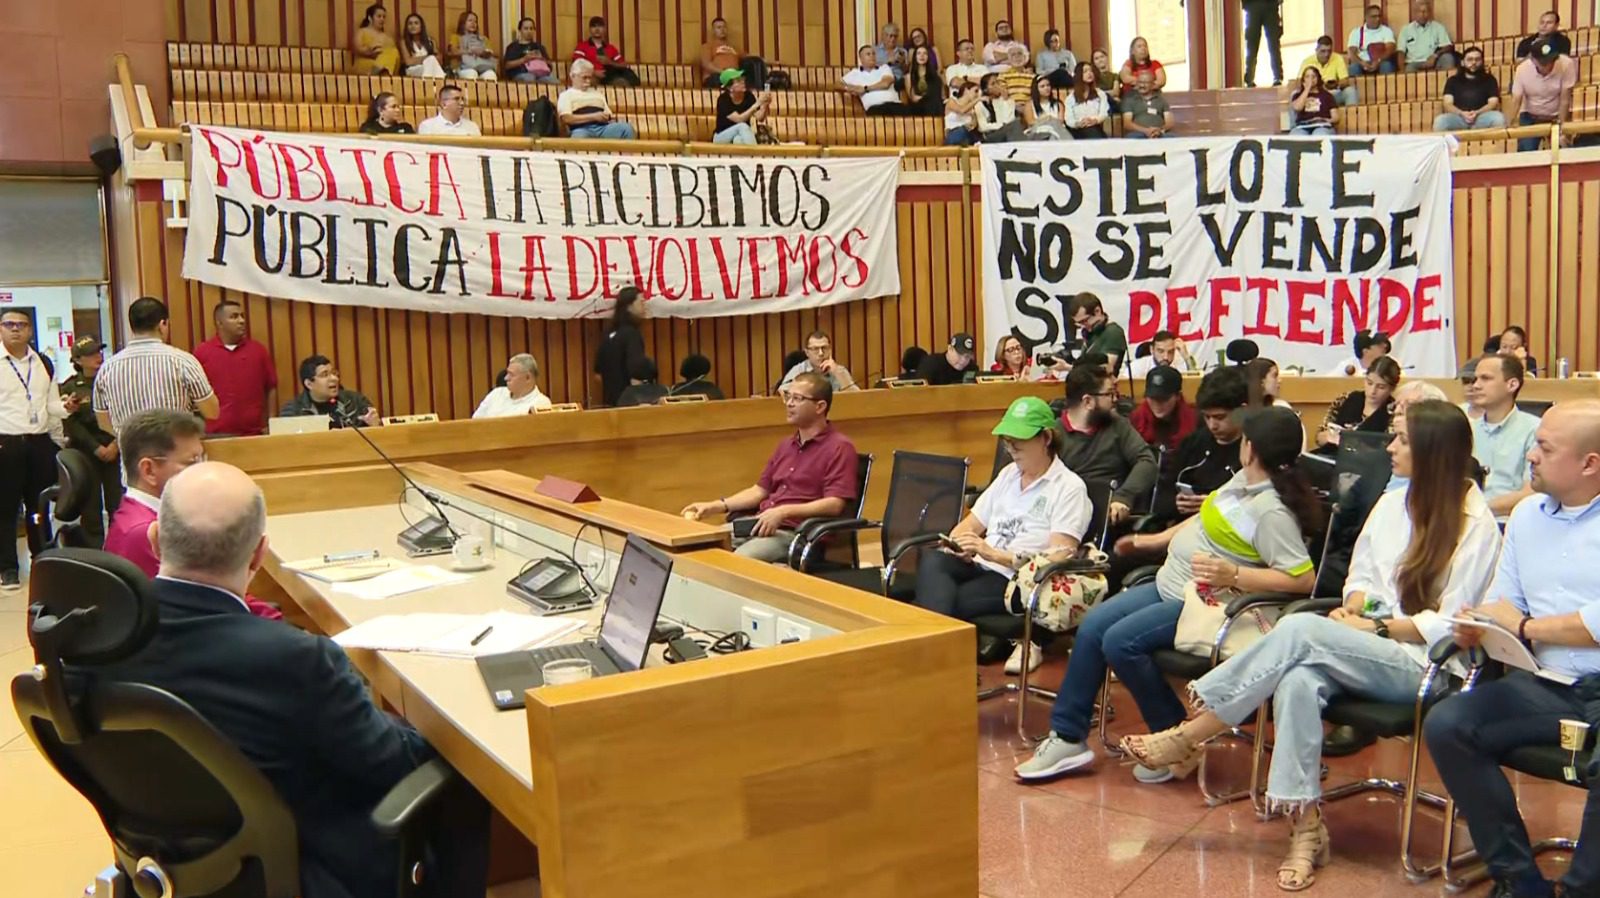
[1071,292,1128,371]
[1015,407,1318,781]
[999,46,1037,102]
[1338,328,1392,376]
[617,357,670,407]
[1315,356,1400,453]
[1517,10,1571,59]
[1022,74,1071,139]
[906,47,945,116]
[990,335,1033,379]
[559,60,637,139]
[915,396,1092,671]
[1467,354,1540,516]
[1346,4,1398,76]
[975,73,1024,141]
[944,39,989,91]
[1434,46,1507,132]
[898,346,929,381]
[1126,400,1496,888]
[1037,29,1077,88]
[353,3,400,76]
[360,91,414,134]
[1065,63,1113,139]
[1092,49,1123,112]
[417,83,482,136]
[916,333,978,385]
[1498,324,1540,376]
[875,22,909,83]
[983,20,1027,70]
[399,13,446,78]
[1121,70,1173,138]
[472,353,552,417]
[1424,400,1600,898]
[1149,367,1250,527]
[1131,366,1196,455]
[944,80,981,144]
[573,16,640,86]
[714,69,768,144]
[503,16,557,83]
[670,354,726,400]
[1131,330,1194,378]
[778,329,860,392]
[1398,1,1457,72]
[446,11,497,80]
[681,372,858,561]
[89,461,485,898]
[1512,38,1576,152]
[1300,35,1356,106]
[1385,381,1449,493]
[908,27,939,71]
[103,410,206,580]
[1057,365,1158,525]
[281,354,379,427]
[842,47,909,116]
[1120,37,1167,94]
[701,17,767,89]
[1289,67,1340,136]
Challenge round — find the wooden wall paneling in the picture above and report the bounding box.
[1466,186,1489,357]
[1558,179,1580,371]
[1487,187,1509,341]
[1580,180,1600,372]
[1527,183,1550,370]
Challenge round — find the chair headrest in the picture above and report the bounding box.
[29,549,158,666]
[53,449,98,519]
[1225,339,1260,363]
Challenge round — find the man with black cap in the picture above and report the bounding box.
[1511,36,1576,152]
[916,332,978,385]
[1130,366,1196,455]
[61,335,123,546]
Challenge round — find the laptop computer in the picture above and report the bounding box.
[476,534,673,710]
[267,415,331,435]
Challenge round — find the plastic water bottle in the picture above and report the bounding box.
[1559,357,1571,379]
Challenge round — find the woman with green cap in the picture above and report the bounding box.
[713,68,768,145]
[913,395,1093,672]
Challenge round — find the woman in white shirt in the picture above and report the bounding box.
[943,80,980,145]
[914,396,1092,654]
[1023,74,1071,140]
[1119,399,1498,891]
[1064,61,1110,138]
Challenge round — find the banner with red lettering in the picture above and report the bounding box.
[183,126,901,318]
[979,136,1456,376]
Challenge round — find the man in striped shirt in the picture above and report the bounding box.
[94,297,219,436]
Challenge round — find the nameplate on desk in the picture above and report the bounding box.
[660,393,708,404]
[884,378,927,389]
[535,475,600,503]
[974,374,1017,383]
[535,403,583,414]
[382,413,440,426]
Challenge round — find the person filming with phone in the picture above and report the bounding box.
[912,396,1093,670]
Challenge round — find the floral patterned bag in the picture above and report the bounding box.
[1003,549,1109,631]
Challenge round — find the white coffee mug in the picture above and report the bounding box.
[451,534,491,571]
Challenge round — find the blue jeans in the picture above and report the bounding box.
[1519,111,1552,152]
[1290,123,1335,137]
[1435,110,1507,131]
[713,123,756,145]
[1046,582,1186,741]
[570,121,637,140]
[943,126,975,146]
[1191,614,1425,810]
[509,71,559,84]
[1351,56,1398,75]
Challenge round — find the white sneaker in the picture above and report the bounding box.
[1014,731,1095,781]
[1131,763,1175,784]
[1004,642,1042,675]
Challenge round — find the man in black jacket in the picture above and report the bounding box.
[82,462,486,898]
[1151,366,1249,525]
[1055,364,1156,524]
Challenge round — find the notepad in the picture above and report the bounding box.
[333,611,584,658]
[332,566,472,600]
[1449,617,1578,686]
[283,555,409,583]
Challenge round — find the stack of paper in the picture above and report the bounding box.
[283,555,408,583]
[333,611,584,658]
[332,566,472,600]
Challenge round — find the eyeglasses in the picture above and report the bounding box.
[782,392,821,405]
[0,321,28,331]
[1093,390,1118,398]
[150,452,208,468]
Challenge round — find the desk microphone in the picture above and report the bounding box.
[332,406,462,556]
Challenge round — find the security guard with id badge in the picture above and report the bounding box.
[61,334,123,546]
[0,309,72,589]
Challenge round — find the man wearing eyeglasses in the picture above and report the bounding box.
[280,355,380,428]
[681,372,859,562]
[417,83,482,136]
[1057,363,1156,527]
[777,329,860,393]
[0,309,73,590]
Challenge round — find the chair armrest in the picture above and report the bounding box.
[1282,596,1343,616]
[1427,641,1487,669]
[884,531,944,566]
[1131,514,1166,534]
[1222,591,1308,617]
[1120,563,1161,589]
[791,517,878,570]
[371,757,458,839]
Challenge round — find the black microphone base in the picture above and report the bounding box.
[398,514,456,557]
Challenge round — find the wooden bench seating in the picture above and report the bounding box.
[1348,53,1600,105]
[1466,25,1600,64]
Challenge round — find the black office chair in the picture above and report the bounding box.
[12,549,475,898]
[1440,740,1587,889]
[1226,339,1260,365]
[1516,399,1554,418]
[773,350,807,393]
[788,450,968,600]
[36,448,96,549]
[774,452,874,569]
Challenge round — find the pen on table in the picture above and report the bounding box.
[469,625,494,646]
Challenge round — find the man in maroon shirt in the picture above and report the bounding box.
[681,372,859,562]
[572,15,641,86]
[193,299,277,437]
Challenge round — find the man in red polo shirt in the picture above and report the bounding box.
[193,299,276,437]
[572,15,641,86]
[681,372,859,562]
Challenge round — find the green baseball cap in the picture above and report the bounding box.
[992,396,1057,440]
[719,68,746,87]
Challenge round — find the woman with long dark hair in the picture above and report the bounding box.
[1023,73,1070,139]
[1317,355,1399,451]
[592,287,646,407]
[906,45,945,115]
[1064,60,1110,138]
[1119,401,1498,890]
[1245,357,1294,410]
[1016,408,1321,783]
[353,4,399,75]
[907,27,939,72]
[399,13,445,78]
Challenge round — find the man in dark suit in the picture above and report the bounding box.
[84,461,485,898]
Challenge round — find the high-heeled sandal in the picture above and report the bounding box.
[1119,727,1204,780]
[1277,813,1331,891]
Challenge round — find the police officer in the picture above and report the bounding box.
[61,335,122,546]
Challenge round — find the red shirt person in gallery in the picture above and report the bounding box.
[193,299,277,437]
[680,372,860,562]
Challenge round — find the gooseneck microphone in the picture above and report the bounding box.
[331,406,462,554]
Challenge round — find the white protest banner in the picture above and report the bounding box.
[980,136,1456,376]
[183,126,901,319]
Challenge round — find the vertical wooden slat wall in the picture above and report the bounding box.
[1336,0,1596,49]
[866,1,1097,66]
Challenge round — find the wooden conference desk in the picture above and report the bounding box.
[252,462,978,898]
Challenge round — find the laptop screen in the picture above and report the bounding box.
[597,535,673,670]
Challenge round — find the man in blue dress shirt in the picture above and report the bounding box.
[1426,400,1600,898]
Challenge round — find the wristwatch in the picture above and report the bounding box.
[1372,619,1390,639]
